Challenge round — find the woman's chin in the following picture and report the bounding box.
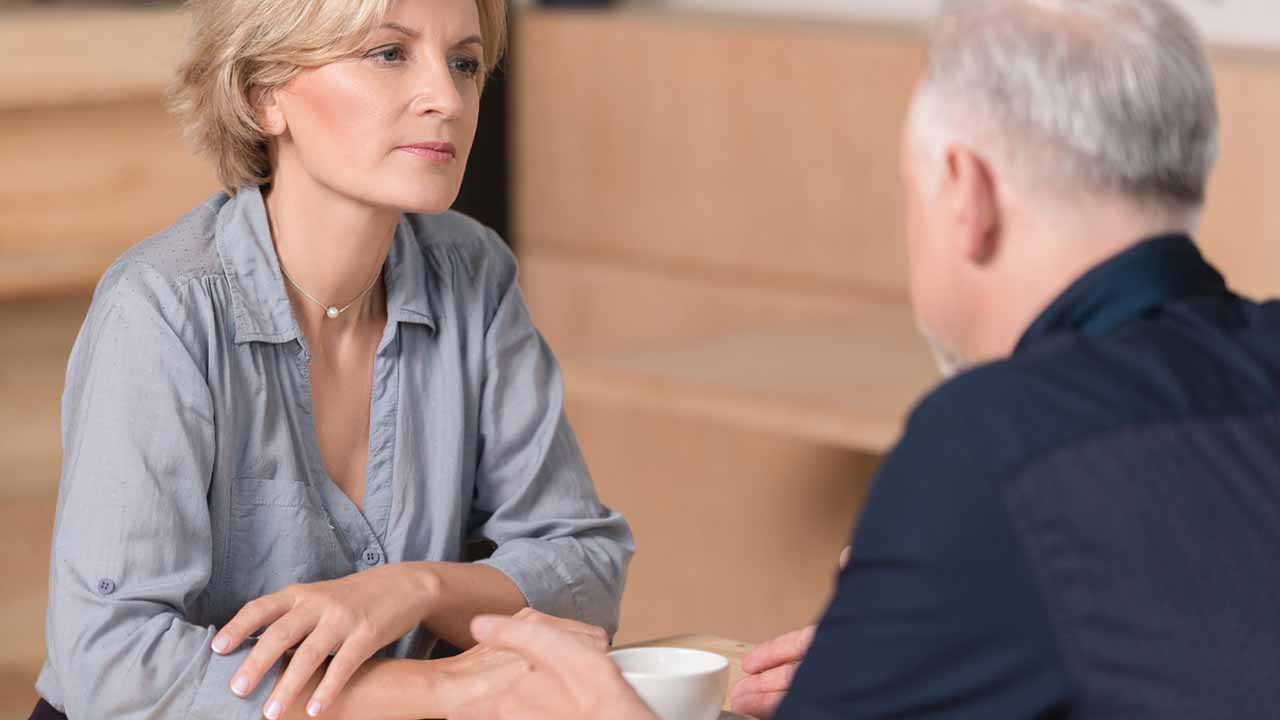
[363,190,460,217]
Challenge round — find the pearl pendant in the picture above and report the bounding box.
[325,306,340,319]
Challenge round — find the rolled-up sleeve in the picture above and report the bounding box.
[41,262,278,719]
[470,249,634,637]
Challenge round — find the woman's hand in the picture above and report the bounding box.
[448,613,654,720]
[213,563,434,719]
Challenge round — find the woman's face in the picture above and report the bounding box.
[264,0,484,214]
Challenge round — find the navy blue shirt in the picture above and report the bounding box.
[778,236,1280,719]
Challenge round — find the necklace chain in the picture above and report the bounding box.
[279,262,382,320]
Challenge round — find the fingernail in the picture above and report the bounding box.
[471,614,500,636]
[264,700,282,719]
[211,635,230,654]
[307,701,323,717]
[231,676,250,697]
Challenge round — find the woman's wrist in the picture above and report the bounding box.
[400,561,529,649]
[405,561,444,621]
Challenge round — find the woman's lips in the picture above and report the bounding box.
[398,142,456,162]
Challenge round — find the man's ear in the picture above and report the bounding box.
[254,87,287,137]
[942,145,1001,266]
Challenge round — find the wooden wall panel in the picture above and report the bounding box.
[1200,51,1280,299]
[568,395,878,644]
[0,101,217,299]
[515,10,1280,306]
[514,11,923,298]
[0,8,188,111]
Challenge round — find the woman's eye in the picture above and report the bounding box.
[451,56,482,79]
[368,45,406,64]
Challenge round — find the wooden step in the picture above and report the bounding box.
[562,305,939,454]
[520,249,909,355]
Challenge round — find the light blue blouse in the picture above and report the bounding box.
[36,186,634,719]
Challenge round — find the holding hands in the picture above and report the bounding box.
[449,612,655,720]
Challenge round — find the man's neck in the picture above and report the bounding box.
[966,196,1199,364]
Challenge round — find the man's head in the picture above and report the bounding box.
[901,0,1219,375]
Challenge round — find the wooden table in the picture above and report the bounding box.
[618,635,756,717]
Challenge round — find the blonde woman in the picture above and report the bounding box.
[32,0,632,718]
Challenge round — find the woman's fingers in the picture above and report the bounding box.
[523,610,610,651]
[230,612,316,699]
[261,629,342,719]
[213,592,293,655]
[305,632,378,718]
[740,625,816,675]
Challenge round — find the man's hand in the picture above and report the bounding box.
[729,544,850,719]
[729,625,815,719]
[434,608,612,713]
[448,613,656,720]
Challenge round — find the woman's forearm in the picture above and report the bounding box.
[413,561,528,649]
[280,657,468,720]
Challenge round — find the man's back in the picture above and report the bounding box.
[778,236,1280,719]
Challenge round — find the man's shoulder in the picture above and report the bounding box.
[898,350,1114,477]
[902,314,1280,484]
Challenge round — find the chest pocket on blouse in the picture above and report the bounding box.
[227,477,345,607]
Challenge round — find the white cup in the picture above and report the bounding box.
[608,647,730,720]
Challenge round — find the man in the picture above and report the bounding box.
[451,0,1280,717]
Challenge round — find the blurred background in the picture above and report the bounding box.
[2,0,1278,714]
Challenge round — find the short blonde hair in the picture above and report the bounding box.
[170,0,508,192]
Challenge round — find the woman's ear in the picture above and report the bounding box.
[254,87,287,137]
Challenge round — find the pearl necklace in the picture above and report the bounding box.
[279,262,382,320]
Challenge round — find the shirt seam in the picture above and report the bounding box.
[994,400,1278,490]
[989,402,1280,713]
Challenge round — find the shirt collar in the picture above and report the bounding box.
[1016,234,1228,354]
[215,185,435,345]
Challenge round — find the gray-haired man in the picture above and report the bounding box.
[448,0,1280,718]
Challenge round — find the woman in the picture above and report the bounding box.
[31,0,632,717]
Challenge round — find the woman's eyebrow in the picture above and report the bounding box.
[381,22,420,39]
[378,24,481,49]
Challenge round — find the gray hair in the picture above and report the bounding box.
[912,0,1219,208]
